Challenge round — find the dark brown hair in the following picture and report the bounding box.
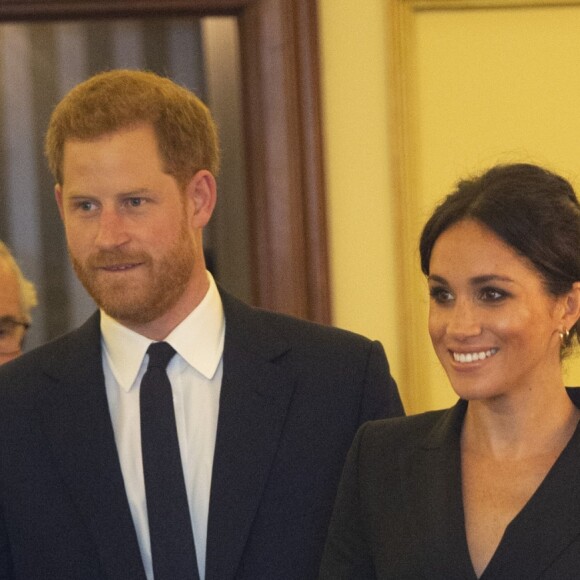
[420,163,580,354]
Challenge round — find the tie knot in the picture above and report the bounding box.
[147,342,176,370]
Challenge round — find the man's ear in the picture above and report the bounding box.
[54,184,65,221]
[185,170,217,228]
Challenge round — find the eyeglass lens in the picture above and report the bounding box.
[0,316,29,354]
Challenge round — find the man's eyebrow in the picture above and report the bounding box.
[116,188,152,196]
[66,188,153,197]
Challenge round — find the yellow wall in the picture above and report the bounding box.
[318,0,404,388]
[318,0,580,414]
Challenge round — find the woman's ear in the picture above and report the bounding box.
[185,170,217,229]
[562,281,580,333]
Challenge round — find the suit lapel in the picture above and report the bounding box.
[205,292,297,580]
[35,313,146,579]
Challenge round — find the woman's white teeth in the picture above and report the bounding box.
[453,348,498,363]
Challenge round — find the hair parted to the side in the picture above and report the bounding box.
[44,69,220,189]
[419,163,580,357]
[0,241,38,323]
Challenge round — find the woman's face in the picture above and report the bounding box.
[428,219,567,402]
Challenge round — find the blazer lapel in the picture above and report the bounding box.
[403,401,477,580]
[35,313,146,579]
[482,420,580,579]
[205,292,297,580]
[405,400,580,580]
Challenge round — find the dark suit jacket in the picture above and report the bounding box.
[320,398,580,580]
[0,289,403,580]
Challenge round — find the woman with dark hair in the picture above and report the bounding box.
[319,163,580,579]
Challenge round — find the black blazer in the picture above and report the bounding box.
[320,399,580,580]
[0,289,403,580]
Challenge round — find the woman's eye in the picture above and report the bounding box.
[480,287,506,302]
[429,287,454,304]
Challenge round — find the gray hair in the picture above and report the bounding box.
[0,241,38,323]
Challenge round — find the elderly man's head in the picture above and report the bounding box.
[0,242,37,364]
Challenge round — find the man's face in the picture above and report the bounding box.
[0,261,25,365]
[55,124,208,338]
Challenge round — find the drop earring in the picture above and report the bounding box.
[559,327,570,346]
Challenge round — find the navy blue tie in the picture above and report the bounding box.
[140,342,199,580]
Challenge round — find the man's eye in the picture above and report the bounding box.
[78,201,96,211]
[127,198,145,208]
[0,320,17,337]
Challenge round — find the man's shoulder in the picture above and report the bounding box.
[220,288,404,418]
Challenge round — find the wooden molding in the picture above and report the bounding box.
[389,0,580,411]
[0,0,331,324]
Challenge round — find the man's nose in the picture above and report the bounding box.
[94,210,130,249]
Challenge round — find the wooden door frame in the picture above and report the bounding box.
[0,0,331,323]
[388,0,580,411]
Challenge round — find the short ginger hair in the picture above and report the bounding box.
[44,69,220,189]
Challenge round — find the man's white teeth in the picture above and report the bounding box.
[453,348,498,363]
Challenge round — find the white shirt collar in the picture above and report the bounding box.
[101,272,225,392]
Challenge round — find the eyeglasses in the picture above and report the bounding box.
[0,316,30,356]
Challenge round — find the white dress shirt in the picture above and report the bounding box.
[101,273,225,580]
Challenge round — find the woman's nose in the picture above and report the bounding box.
[446,300,482,339]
